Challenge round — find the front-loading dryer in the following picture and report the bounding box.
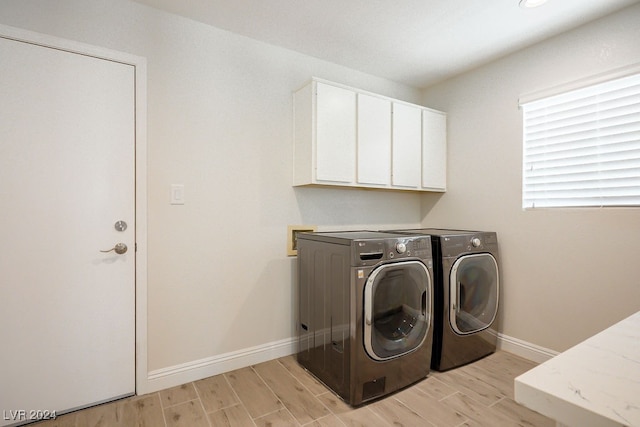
[296,231,434,405]
[386,229,500,371]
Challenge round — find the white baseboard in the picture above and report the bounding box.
[138,333,556,395]
[497,333,558,364]
[141,337,297,394]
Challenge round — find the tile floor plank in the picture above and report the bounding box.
[122,394,167,426]
[73,398,129,427]
[34,395,166,427]
[394,386,468,427]
[303,413,345,427]
[370,396,435,427]
[338,406,389,427]
[163,400,209,427]
[456,362,515,398]
[194,374,239,413]
[159,383,198,408]
[414,376,459,401]
[206,404,255,427]
[440,392,520,427]
[433,368,504,407]
[30,412,77,427]
[315,391,352,415]
[491,397,555,427]
[278,355,329,396]
[253,407,299,427]
[456,353,537,400]
[253,359,330,425]
[225,366,283,419]
[472,352,538,381]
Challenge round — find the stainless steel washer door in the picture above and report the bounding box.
[364,261,431,360]
[449,253,499,335]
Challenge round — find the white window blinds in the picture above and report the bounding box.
[521,72,640,208]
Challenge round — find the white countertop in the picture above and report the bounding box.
[515,311,640,427]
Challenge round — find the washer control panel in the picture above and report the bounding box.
[353,236,432,265]
[387,237,431,260]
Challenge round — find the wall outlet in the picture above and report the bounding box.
[287,225,317,256]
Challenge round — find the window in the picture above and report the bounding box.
[521,72,640,208]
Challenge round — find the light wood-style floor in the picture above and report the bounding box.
[33,350,553,427]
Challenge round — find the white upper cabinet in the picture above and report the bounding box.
[294,78,446,192]
[357,93,391,186]
[315,83,356,183]
[392,102,422,189]
[293,81,356,186]
[422,109,447,191]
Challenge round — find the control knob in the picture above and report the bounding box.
[471,237,481,248]
[396,242,407,254]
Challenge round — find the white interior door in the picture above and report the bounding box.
[0,35,135,425]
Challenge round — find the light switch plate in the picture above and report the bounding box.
[170,184,184,205]
[287,225,317,256]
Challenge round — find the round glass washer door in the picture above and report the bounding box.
[364,260,431,361]
[449,253,499,335]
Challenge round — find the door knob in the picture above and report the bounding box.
[100,243,128,254]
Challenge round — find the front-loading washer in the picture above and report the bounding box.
[296,231,434,405]
[386,229,500,371]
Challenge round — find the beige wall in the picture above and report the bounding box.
[421,3,640,352]
[0,0,425,374]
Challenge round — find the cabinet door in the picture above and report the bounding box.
[392,103,422,188]
[357,93,391,186]
[315,82,356,183]
[422,110,447,190]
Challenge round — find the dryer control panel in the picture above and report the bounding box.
[441,232,498,257]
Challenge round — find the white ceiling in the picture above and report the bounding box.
[133,0,640,88]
